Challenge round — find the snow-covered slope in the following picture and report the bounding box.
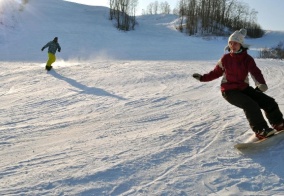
[1,0,284,195]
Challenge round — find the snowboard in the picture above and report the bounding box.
[45,65,53,71]
[234,130,284,151]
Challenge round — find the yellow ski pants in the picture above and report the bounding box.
[46,53,56,66]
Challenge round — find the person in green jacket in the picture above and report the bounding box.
[41,37,61,71]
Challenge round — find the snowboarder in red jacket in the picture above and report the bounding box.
[193,29,284,139]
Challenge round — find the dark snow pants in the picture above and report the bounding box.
[222,86,283,132]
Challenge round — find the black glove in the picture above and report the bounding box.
[192,73,202,81]
[58,49,61,52]
[41,47,44,51]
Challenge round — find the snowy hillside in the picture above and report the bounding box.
[1,0,284,195]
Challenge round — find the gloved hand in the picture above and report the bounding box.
[192,73,202,81]
[58,49,61,52]
[256,84,268,92]
[41,47,44,51]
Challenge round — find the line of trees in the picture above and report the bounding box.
[177,0,264,38]
[109,0,138,31]
[142,1,171,15]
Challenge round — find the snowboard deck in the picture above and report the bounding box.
[46,65,53,71]
[234,130,284,150]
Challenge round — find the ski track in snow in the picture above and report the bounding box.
[1,60,284,195]
[1,0,284,195]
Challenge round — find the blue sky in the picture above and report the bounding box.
[67,0,284,31]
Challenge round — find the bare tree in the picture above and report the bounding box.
[160,1,171,14]
[177,0,187,32]
[146,2,154,15]
[153,1,159,14]
[109,0,139,31]
[186,0,198,35]
[129,0,138,29]
[109,0,115,20]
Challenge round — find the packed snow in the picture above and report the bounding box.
[1,0,284,195]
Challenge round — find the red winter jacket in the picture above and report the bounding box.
[200,50,266,92]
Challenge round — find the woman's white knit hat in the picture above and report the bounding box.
[228,28,249,48]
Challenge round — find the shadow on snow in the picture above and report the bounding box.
[49,69,127,100]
